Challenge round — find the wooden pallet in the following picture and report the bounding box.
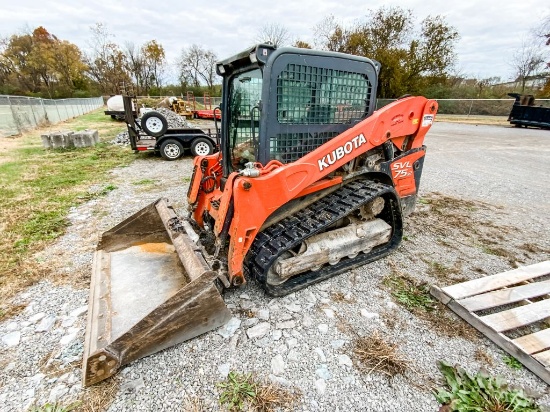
[431,261,550,385]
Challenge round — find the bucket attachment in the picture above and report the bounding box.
[82,199,231,386]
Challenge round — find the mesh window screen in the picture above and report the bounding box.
[276,64,371,124]
[270,64,371,162]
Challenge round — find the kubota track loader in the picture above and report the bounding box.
[83,44,438,385]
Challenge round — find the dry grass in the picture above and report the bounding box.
[254,382,301,412]
[75,377,120,412]
[421,304,480,341]
[330,291,346,302]
[330,291,356,304]
[474,348,494,366]
[236,308,256,318]
[422,259,470,286]
[0,302,27,321]
[352,331,409,378]
[519,242,550,255]
[182,394,206,412]
[411,193,523,269]
[380,309,402,330]
[435,114,509,126]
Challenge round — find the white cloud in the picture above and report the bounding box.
[1,0,548,82]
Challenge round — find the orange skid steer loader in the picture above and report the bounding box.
[83,44,438,385]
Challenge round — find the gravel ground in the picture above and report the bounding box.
[1,122,549,411]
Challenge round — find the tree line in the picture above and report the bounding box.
[1,10,548,99]
[0,23,220,98]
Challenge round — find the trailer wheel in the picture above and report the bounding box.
[191,137,214,157]
[160,139,184,160]
[141,111,168,137]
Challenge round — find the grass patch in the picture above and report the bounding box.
[434,361,539,411]
[427,261,452,277]
[0,109,129,302]
[217,371,300,412]
[352,331,409,378]
[29,402,80,412]
[254,381,301,412]
[218,372,256,411]
[132,178,156,186]
[435,114,509,127]
[503,355,523,370]
[383,273,436,312]
[382,267,479,341]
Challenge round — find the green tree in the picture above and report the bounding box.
[316,7,459,97]
[141,40,166,93]
[0,26,88,97]
[294,40,312,49]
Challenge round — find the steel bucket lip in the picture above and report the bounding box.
[82,199,231,386]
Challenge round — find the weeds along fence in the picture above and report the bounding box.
[0,96,104,138]
[377,98,550,116]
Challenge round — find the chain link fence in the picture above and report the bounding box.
[133,95,223,108]
[0,96,104,138]
[126,96,550,117]
[376,98,550,116]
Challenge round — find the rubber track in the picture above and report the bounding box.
[246,180,403,296]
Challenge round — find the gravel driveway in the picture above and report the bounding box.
[1,122,549,411]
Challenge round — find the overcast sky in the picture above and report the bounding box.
[1,0,549,83]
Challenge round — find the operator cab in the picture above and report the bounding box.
[216,44,380,177]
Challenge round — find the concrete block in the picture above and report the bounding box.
[41,129,98,149]
[41,135,52,149]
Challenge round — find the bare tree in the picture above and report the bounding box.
[532,15,550,69]
[313,15,340,50]
[178,45,218,90]
[511,39,545,92]
[85,23,131,94]
[255,23,290,47]
[124,41,143,93]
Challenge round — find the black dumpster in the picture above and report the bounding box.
[507,93,550,129]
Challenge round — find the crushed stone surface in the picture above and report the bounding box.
[1,122,549,411]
